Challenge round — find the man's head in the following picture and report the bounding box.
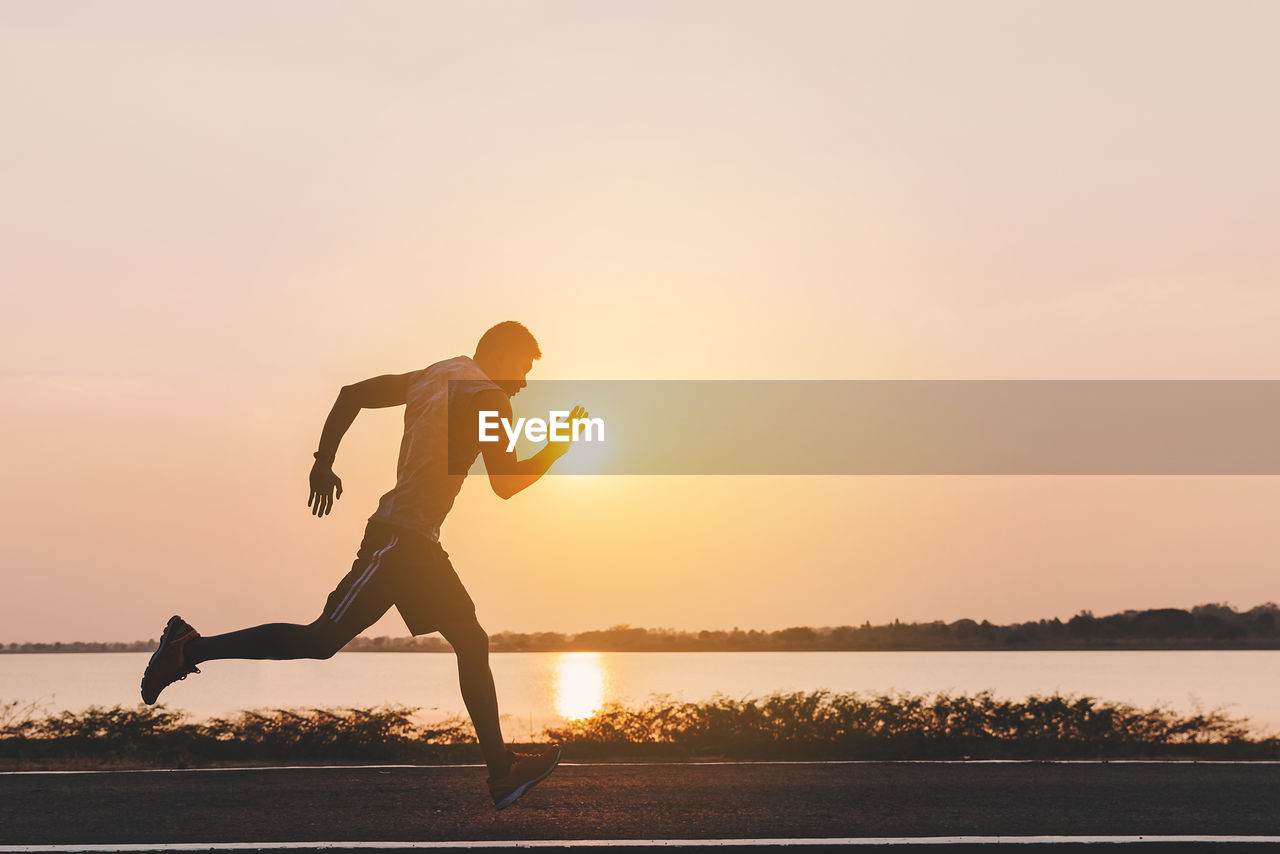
[473,321,541,396]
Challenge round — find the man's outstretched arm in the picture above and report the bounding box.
[474,389,587,500]
[308,373,411,517]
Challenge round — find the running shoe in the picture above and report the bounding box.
[140,616,201,704]
[488,744,563,809]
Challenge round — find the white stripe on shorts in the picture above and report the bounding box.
[329,536,399,623]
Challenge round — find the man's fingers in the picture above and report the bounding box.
[308,482,341,516]
[571,406,589,438]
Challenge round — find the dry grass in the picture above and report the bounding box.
[546,690,1280,759]
[3,690,1277,767]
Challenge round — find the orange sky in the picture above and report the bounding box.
[3,1,1280,643]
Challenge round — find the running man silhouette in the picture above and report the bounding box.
[141,321,583,809]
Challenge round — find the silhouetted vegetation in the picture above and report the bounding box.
[546,691,1280,760]
[6,602,1279,653]
[3,691,1275,767]
[0,701,475,766]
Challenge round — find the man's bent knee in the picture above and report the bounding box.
[441,619,489,660]
[307,619,354,659]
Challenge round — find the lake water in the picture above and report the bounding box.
[2,651,1278,739]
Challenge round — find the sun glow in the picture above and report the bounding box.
[553,652,606,721]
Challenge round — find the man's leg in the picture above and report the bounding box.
[189,528,405,665]
[389,535,559,805]
[144,605,385,703]
[142,524,400,704]
[439,617,510,778]
[185,617,353,665]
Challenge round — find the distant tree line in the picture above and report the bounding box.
[342,602,1280,652]
[1,641,154,654]
[484,603,1280,652]
[6,603,1278,653]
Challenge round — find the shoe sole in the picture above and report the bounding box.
[140,616,184,705]
[494,748,562,810]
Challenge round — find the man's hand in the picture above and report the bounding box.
[308,460,343,517]
[548,405,589,460]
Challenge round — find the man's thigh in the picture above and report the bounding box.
[320,522,401,638]
[392,540,477,637]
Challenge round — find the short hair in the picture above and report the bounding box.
[475,321,541,361]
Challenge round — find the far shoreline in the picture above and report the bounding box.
[6,642,1280,653]
[8,602,1277,654]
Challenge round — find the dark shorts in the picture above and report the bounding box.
[321,520,476,636]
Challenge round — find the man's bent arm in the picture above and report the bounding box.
[486,443,570,500]
[475,390,584,500]
[315,374,410,460]
[309,372,411,517]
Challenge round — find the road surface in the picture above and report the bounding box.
[2,761,1279,850]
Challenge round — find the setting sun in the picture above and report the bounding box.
[553,652,607,721]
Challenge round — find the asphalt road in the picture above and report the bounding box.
[2,761,1278,848]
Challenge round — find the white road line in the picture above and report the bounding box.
[4,759,1280,776]
[4,837,1280,851]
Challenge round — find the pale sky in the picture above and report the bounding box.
[3,1,1279,643]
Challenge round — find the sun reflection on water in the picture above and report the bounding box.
[554,652,606,720]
